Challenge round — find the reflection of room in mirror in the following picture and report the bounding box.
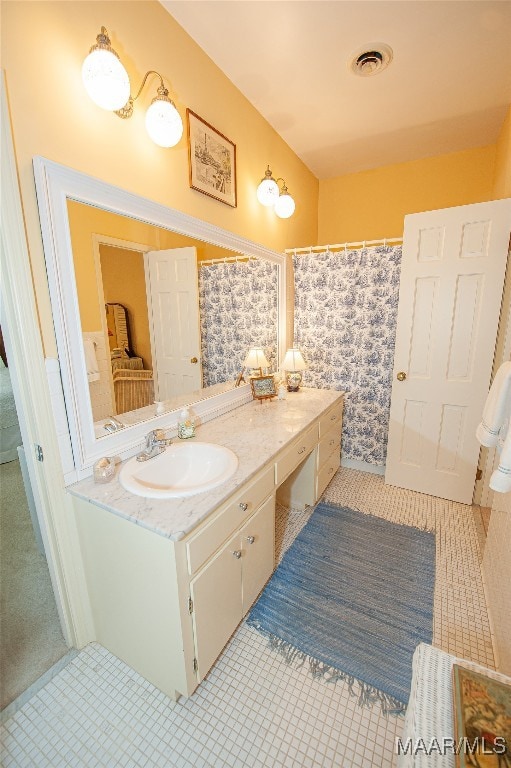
[82,330,114,421]
[66,199,280,434]
[199,259,278,387]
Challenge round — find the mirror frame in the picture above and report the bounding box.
[33,156,287,483]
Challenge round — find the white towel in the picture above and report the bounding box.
[476,360,511,447]
[490,424,511,493]
[83,338,100,383]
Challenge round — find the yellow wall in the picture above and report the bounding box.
[2,1,318,355]
[493,104,511,199]
[318,145,496,244]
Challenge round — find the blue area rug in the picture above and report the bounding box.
[247,503,435,714]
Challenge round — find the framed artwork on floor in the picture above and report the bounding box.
[186,109,237,207]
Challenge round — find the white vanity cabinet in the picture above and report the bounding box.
[70,389,344,702]
[277,399,343,509]
[316,401,343,498]
[190,494,275,679]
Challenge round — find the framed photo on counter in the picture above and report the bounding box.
[250,375,277,402]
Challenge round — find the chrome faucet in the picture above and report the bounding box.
[104,416,124,433]
[136,429,172,462]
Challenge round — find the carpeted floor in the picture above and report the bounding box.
[0,459,68,710]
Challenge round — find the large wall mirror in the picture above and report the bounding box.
[33,157,286,482]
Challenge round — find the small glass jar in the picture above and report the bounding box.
[93,456,116,484]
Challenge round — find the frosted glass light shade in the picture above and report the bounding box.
[243,348,270,371]
[274,192,296,219]
[281,348,307,371]
[257,177,279,207]
[145,98,183,148]
[82,49,130,111]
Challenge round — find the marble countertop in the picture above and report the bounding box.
[68,388,343,543]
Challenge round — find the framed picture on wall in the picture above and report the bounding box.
[186,109,237,208]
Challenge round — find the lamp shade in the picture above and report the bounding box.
[243,348,270,370]
[257,167,279,207]
[82,48,130,111]
[145,97,183,148]
[281,348,307,371]
[274,191,296,219]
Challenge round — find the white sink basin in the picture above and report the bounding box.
[119,441,238,499]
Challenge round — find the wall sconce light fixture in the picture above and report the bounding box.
[82,27,183,148]
[256,165,296,218]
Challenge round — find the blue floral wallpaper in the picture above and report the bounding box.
[294,245,402,465]
[199,260,278,387]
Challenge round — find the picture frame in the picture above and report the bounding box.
[186,109,237,207]
[250,375,277,402]
[452,664,511,768]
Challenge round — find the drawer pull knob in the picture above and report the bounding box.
[239,502,248,512]
[329,439,335,446]
[397,371,407,382]
[246,536,255,545]
[330,414,337,421]
[298,446,306,455]
[232,550,242,559]
[329,467,334,474]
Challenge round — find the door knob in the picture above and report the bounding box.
[190,357,198,364]
[396,371,407,382]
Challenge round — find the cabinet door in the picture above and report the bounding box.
[240,495,275,616]
[190,530,242,679]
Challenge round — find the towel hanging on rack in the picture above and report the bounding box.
[83,337,100,382]
[476,360,511,447]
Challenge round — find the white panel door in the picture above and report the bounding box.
[385,199,511,503]
[145,247,201,400]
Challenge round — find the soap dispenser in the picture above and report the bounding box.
[177,408,195,439]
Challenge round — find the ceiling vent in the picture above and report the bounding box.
[350,43,393,77]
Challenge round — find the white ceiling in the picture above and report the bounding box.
[161,0,511,179]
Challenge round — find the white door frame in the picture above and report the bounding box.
[91,234,152,415]
[1,73,92,648]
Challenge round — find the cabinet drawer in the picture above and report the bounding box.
[275,426,317,485]
[316,448,341,499]
[319,401,343,438]
[317,428,341,469]
[187,465,274,575]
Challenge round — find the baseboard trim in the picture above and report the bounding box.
[341,457,386,476]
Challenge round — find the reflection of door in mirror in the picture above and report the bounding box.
[146,247,201,400]
[66,199,279,430]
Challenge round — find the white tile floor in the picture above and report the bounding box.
[0,468,495,768]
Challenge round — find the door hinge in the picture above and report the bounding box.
[476,468,483,481]
[35,444,44,462]
[193,657,198,675]
[188,597,193,614]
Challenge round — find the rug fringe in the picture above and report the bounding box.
[346,504,435,535]
[247,622,406,717]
